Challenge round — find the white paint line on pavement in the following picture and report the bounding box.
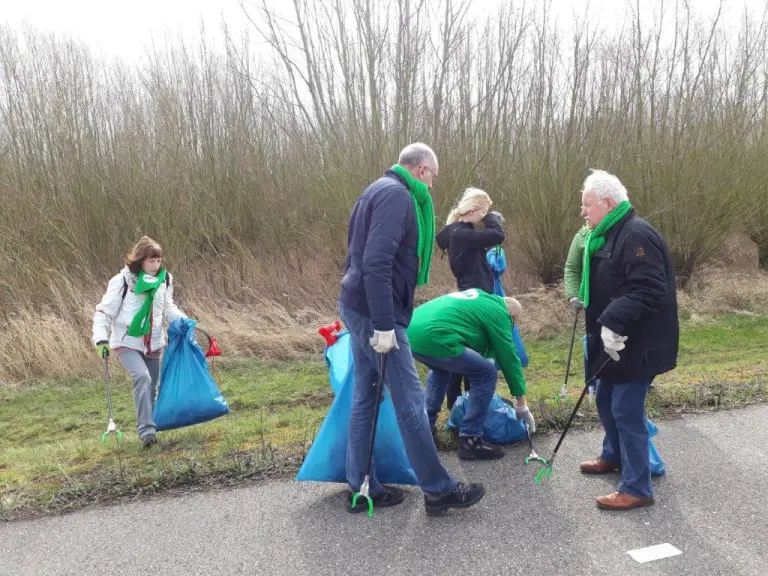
[627,543,683,564]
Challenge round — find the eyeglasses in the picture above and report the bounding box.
[426,166,439,182]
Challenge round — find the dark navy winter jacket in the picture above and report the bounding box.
[339,170,419,331]
[585,209,679,383]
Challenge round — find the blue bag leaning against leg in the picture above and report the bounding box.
[583,336,665,476]
[296,329,418,485]
[152,318,229,431]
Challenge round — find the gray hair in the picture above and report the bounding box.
[582,169,629,203]
[398,143,438,171]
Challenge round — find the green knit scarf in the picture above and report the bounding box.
[127,268,167,337]
[578,201,632,307]
[391,164,435,286]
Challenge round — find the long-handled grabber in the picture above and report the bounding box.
[523,421,547,467]
[559,307,581,398]
[533,356,612,484]
[351,353,388,518]
[100,353,123,442]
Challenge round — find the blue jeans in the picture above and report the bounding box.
[339,304,457,498]
[413,349,498,438]
[596,378,653,498]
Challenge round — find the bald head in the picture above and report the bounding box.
[504,297,522,321]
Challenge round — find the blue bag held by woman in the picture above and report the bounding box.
[153,318,229,431]
[487,246,529,367]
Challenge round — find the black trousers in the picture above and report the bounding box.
[446,372,471,410]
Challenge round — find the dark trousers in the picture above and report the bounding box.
[446,372,471,410]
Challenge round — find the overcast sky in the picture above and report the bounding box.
[3,0,766,65]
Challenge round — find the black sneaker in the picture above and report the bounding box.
[458,436,504,460]
[424,482,485,516]
[348,485,405,514]
[141,433,158,448]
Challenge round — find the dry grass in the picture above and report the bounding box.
[2,264,766,385]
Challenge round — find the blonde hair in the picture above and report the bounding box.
[504,297,522,320]
[126,236,163,274]
[446,188,492,224]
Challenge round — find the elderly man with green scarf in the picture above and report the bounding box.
[577,169,679,511]
[339,143,485,516]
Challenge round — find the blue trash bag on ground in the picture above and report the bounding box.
[647,418,666,476]
[296,331,418,485]
[446,392,528,444]
[152,318,229,431]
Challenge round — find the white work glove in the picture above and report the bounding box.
[369,329,399,354]
[601,325,628,361]
[514,402,536,433]
[568,297,584,311]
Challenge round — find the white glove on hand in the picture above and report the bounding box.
[369,329,399,354]
[601,325,628,361]
[568,297,584,311]
[514,402,536,433]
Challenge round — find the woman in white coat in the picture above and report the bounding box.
[92,236,187,447]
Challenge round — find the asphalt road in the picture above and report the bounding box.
[2,405,767,576]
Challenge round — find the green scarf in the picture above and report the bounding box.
[391,164,435,286]
[578,201,632,308]
[126,268,167,337]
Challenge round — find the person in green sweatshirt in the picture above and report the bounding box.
[406,288,535,461]
[564,225,589,310]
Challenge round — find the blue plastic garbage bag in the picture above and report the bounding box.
[486,246,508,297]
[152,318,229,431]
[296,331,418,485]
[486,247,529,367]
[446,392,528,444]
[491,326,528,368]
[647,418,666,476]
[512,324,529,368]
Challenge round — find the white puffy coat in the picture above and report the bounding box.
[92,267,187,355]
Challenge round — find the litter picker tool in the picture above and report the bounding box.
[195,327,221,359]
[100,352,123,442]
[318,320,343,346]
[560,307,581,398]
[532,355,612,484]
[351,352,388,518]
[523,421,547,467]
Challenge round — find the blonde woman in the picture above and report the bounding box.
[435,188,506,411]
[436,188,505,294]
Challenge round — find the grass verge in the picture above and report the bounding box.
[1,314,766,521]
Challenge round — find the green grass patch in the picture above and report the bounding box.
[1,315,766,520]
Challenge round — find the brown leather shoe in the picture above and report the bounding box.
[596,491,655,510]
[580,458,620,474]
